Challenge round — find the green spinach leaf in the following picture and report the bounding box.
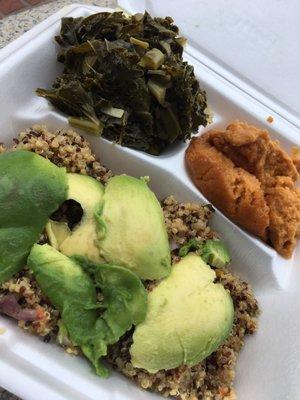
[0,151,67,283]
[28,244,147,376]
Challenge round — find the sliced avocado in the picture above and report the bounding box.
[46,220,71,250]
[0,150,67,284]
[49,173,104,262]
[28,244,147,377]
[96,175,171,280]
[130,253,234,372]
[201,240,231,268]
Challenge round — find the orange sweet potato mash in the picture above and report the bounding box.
[185,121,300,258]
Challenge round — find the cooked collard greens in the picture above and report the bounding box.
[37,11,209,154]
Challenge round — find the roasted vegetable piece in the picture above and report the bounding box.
[37,11,209,155]
[28,244,147,377]
[0,293,41,322]
[0,150,67,284]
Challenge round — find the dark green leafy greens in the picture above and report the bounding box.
[37,11,209,155]
[0,151,67,284]
[28,244,147,377]
[179,239,231,268]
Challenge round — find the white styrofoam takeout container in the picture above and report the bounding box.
[0,3,299,400]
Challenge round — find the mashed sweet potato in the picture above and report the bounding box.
[185,122,300,258]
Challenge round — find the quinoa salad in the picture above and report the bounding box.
[0,126,259,400]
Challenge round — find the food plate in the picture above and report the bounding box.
[0,3,299,400]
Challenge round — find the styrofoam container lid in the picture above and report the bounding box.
[120,0,300,128]
[0,3,299,400]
